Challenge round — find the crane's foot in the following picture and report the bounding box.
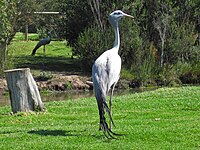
[100,121,123,139]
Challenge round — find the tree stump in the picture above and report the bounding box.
[4,68,46,113]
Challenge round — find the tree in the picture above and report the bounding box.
[0,0,16,71]
[54,0,93,43]
[0,0,38,73]
[153,7,170,68]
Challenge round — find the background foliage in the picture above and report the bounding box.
[1,0,200,85]
[72,0,200,85]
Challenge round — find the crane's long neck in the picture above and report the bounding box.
[113,23,120,53]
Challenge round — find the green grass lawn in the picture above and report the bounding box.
[7,32,81,75]
[0,86,200,149]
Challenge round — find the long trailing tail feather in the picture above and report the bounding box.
[31,44,41,55]
[31,48,37,55]
[101,113,123,139]
[102,97,115,128]
[92,67,122,138]
[95,89,122,138]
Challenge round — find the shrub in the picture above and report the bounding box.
[156,64,182,86]
[178,62,200,84]
[73,18,144,71]
[166,23,197,63]
[73,25,113,71]
[35,71,53,81]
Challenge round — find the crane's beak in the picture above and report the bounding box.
[123,13,134,19]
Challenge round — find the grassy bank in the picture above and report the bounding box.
[6,32,81,76]
[0,86,200,149]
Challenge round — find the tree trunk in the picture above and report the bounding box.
[25,24,29,41]
[4,68,45,113]
[0,44,6,70]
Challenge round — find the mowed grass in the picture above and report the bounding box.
[7,32,80,74]
[0,86,200,149]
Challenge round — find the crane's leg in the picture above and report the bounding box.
[43,45,46,56]
[109,82,117,129]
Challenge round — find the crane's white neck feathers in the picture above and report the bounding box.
[108,10,133,53]
[113,25,120,51]
[108,12,121,53]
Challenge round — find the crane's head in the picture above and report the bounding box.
[47,31,52,38]
[108,10,134,27]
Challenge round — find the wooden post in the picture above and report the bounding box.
[4,68,45,113]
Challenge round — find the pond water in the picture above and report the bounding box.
[0,87,157,107]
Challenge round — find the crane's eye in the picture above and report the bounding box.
[114,12,121,15]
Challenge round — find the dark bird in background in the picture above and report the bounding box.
[31,33,51,56]
[92,10,134,138]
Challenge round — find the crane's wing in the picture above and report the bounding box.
[93,50,121,95]
[106,52,121,90]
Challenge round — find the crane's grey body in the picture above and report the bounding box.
[92,10,133,138]
[92,48,121,95]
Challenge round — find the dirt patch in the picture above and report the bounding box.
[0,74,93,94]
[36,74,92,91]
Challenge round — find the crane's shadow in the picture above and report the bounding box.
[27,129,107,140]
[27,129,113,140]
[27,129,80,137]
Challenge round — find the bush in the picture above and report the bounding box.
[135,54,160,86]
[156,64,181,86]
[73,18,144,71]
[178,62,200,84]
[166,23,197,63]
[73,25,113,71]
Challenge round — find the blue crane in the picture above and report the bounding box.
[92,10,134,138]
[31,33,51,56]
